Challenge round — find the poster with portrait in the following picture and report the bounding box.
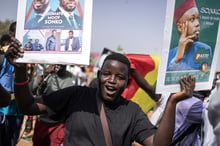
[15,0,93,65]
[156,0,220,93]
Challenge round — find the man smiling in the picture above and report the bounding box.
[6,38,196,146]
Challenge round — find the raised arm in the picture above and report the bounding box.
[0,84,11,107]
[6,38,47,115]
[130,69,161,102]
[142,75,195,146]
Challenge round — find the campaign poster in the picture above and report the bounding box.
[156,0,220,93]
[16,0,93,65]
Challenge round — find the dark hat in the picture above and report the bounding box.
[174,0,197,23]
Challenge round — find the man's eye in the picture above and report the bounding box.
[189,17,195,22]
[101,72,110,76]
[117,75,126,80]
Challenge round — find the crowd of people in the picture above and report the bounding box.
[1,28,220,146]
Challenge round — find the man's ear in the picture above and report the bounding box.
[176,22,182,33]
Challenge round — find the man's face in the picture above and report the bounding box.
[60,0,77,13]
[99,60,129,102]
[52,30,56,36]
[69,32,73,38]
[32,0,48,14]
[178,7,200,41]
[54,64,66,74]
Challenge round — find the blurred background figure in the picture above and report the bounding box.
[32,64,77,146]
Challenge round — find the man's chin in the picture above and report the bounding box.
[66,7,76,12]
[34,8,44,13]
[193,38,199,42]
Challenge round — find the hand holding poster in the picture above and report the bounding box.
[16,0,93,65]
[156,0,220,93]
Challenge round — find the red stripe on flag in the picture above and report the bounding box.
[122,54,156,100]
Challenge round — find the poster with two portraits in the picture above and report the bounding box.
[16,0,93,65]
[156,0,220,93]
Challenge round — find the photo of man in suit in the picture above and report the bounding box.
[56,0,83,29]
[46,30,57,51]
[25,0,53,29]
[65,30,81,51]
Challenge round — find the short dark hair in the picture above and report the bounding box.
[9,21,16,33]
[102,53,130,74]
[0,34,11,47]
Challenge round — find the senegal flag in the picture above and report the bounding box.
[122,54,160,113]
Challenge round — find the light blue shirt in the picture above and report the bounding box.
[167,41,212,71]
[172,97,204,146]
[0,58,18,115]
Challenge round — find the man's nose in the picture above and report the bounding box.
[109,75,116,83]
[195,19,200,27]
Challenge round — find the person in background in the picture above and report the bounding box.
[0,22,24,146]
[208,72,220,145]
[9,21,16,38]
[32,64,77,146]
[0,34,11,52]
[201,75,218,146]
[0,34,11,107]
[6,39,195,146]
[149,92,204,146]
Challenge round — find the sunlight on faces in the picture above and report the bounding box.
[99,60,129,102]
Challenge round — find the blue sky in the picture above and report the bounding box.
[0,0,167,55]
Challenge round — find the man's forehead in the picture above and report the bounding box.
[174,0,197,23]
[180,7,199,21]
[102,60,129,70]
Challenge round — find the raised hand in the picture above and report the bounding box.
[5,37,25,67]
[170,74,196,102]
[174,21,196,63]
